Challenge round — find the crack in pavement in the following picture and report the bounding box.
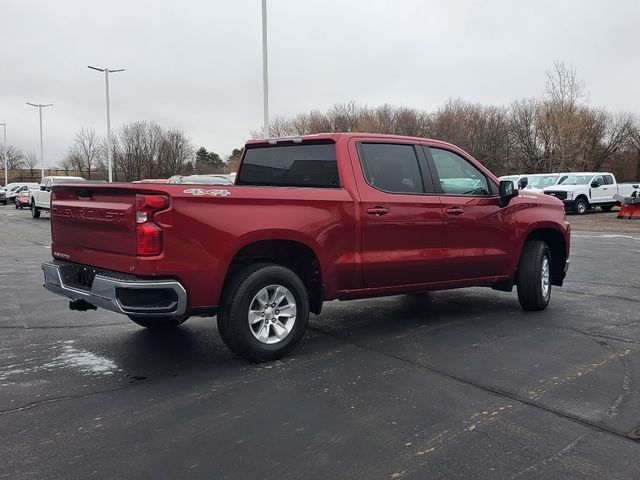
[509,434,588,479]
[511,316,640,347]
[0,323,129,330]
[308,326,640,446]
[0,384,139,417]
[561,288,640,305]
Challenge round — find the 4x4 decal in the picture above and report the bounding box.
[183,188,231,197]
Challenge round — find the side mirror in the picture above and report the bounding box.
[518,178,528,189]
[40,185,46,191]
[590,180,600,188]
[46,187,51,192]
[499,180,518,207]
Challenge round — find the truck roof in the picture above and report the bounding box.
[245,132,461,150]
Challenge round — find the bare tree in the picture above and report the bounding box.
[545,60,587,109]
[56,156,74,175]
[69,127,102,179]
[3,145,24,171]
[627,116,640,179]
[23,151,38,181]
[113,121,164,181]
[157,128,194,177]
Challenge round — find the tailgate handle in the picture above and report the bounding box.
[445,207,464,215]
[366,207,389,216]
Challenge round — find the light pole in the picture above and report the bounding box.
[262,0,270,137]
[26,103,53,179]
[88,66,125,182]
[0,123,6,186]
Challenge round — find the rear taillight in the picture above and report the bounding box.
[136,194,168,256]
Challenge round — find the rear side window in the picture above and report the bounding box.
[237,143,339,188]
[428,148,491,196]
[603,175,614,185]
[359,143,425,194]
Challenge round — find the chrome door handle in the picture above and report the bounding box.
[366,207,389,216]
[445,207,464,215]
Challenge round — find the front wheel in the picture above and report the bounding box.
[128,315,189,329]
[217,263,310,362]
[517,241,552,311]
[31,201,41,218]
[573,198,588,215]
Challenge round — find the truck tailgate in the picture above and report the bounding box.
[51,184,136,256]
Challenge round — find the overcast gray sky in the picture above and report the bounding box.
[2,0,639,166]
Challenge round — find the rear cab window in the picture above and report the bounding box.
[357,142,433,194]
[236,142,340,188]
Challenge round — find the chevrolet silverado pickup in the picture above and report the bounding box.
[42,133,571,361]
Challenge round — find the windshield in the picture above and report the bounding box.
[528,175,559,188]
[558,175,593,186]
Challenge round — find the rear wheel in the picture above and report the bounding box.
[15,202,19,210]
[30,201,41,218]
[128,315,189,329]
[517,241,551,311]
[217,263,309,362]
[573,198,588,215]
[601,205,613,212]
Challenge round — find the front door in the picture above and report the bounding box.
[352,141,445,288]
[425,146,517,281]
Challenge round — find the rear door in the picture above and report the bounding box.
[350,140,445,288]
[424,146,517,281]
[596,174,616,202]
[589,174,609,203]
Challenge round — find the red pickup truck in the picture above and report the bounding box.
[42,133,570,361]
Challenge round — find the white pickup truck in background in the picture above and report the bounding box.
[30,176,85,218]
[543,172,627,215]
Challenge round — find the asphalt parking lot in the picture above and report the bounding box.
[1,207,640,480]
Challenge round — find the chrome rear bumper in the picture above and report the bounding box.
[42,261,187,317]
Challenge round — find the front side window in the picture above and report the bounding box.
[603,175,614,185]
[237,143,339,188]
[429,148,491,196]
[359,143,425,194]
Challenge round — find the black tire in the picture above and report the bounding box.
[15,202,19,210]
[517,241,551,311]
[128,315,189,329]
[217,263,310,362]
[31,201,41,218]
[601,205,613,212]
[573,198,588,215]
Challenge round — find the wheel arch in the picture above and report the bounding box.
[222,236,324,315]
[522,227,567,286]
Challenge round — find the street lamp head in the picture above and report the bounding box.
[88,65,105,72]
[26,102,53,108]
